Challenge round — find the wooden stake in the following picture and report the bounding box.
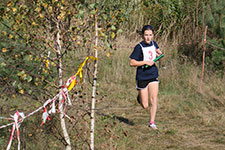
[199,26,208,93]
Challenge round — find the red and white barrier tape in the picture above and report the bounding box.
[0,56,94,150]
[41,107,51,126]
[0,76,78,150]
[6,111,25,150]
[0,122,14,129]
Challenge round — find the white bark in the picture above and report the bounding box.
[56,22,71,150]
[90,14,98,150]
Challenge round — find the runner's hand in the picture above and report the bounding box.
[145,60,155,66]
[156,49,162,57]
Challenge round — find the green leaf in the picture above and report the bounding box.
[117,29,123,33]
[17,71,25,77]
[12,81,17,87]
[106,42,112,48]
[35,102,41,108]
[28,90,32,94]
[111,25,116,31]
[89,4,95,9]
[79,10,84,15]
[0,62,6,67]
[27,76,32,82]
[102,14,108,20]
[90,9,96,15]
[17,83,22,90]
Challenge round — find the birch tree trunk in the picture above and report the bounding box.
[90,14,98,150]
[56,21,71,150]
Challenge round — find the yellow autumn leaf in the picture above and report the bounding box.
[19,89,24,94]
[60,11,65,18]
[43,3,48,8]
[7,2,12,7]
[99,32,106,37]
[111,32,115,39]
[48,6,53,12]
[58,15,62,20]
[106,52,111,58]
[51,62,56,67]
[93,45,101,50]
[32,22,37,26]
[45,59,49,68]
[21,74,27,80]
[2,48,7,53]
[35,7,41,12]
[12,8,17,12]
[39,13,44,18]
[9,34,13,39]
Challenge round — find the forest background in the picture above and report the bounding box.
[0,0,225,150]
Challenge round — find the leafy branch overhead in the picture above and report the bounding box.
[0,0,129,96]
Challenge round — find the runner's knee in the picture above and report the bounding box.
[150,97,157,105]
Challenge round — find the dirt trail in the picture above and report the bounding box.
[95,94,225,150]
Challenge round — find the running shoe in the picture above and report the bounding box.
[149,123,158,130]
[137,94,141,104]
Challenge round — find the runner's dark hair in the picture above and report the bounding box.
[141,25,154,34]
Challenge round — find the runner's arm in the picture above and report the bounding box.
[130,59,154,67]
[156,49,162,57]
